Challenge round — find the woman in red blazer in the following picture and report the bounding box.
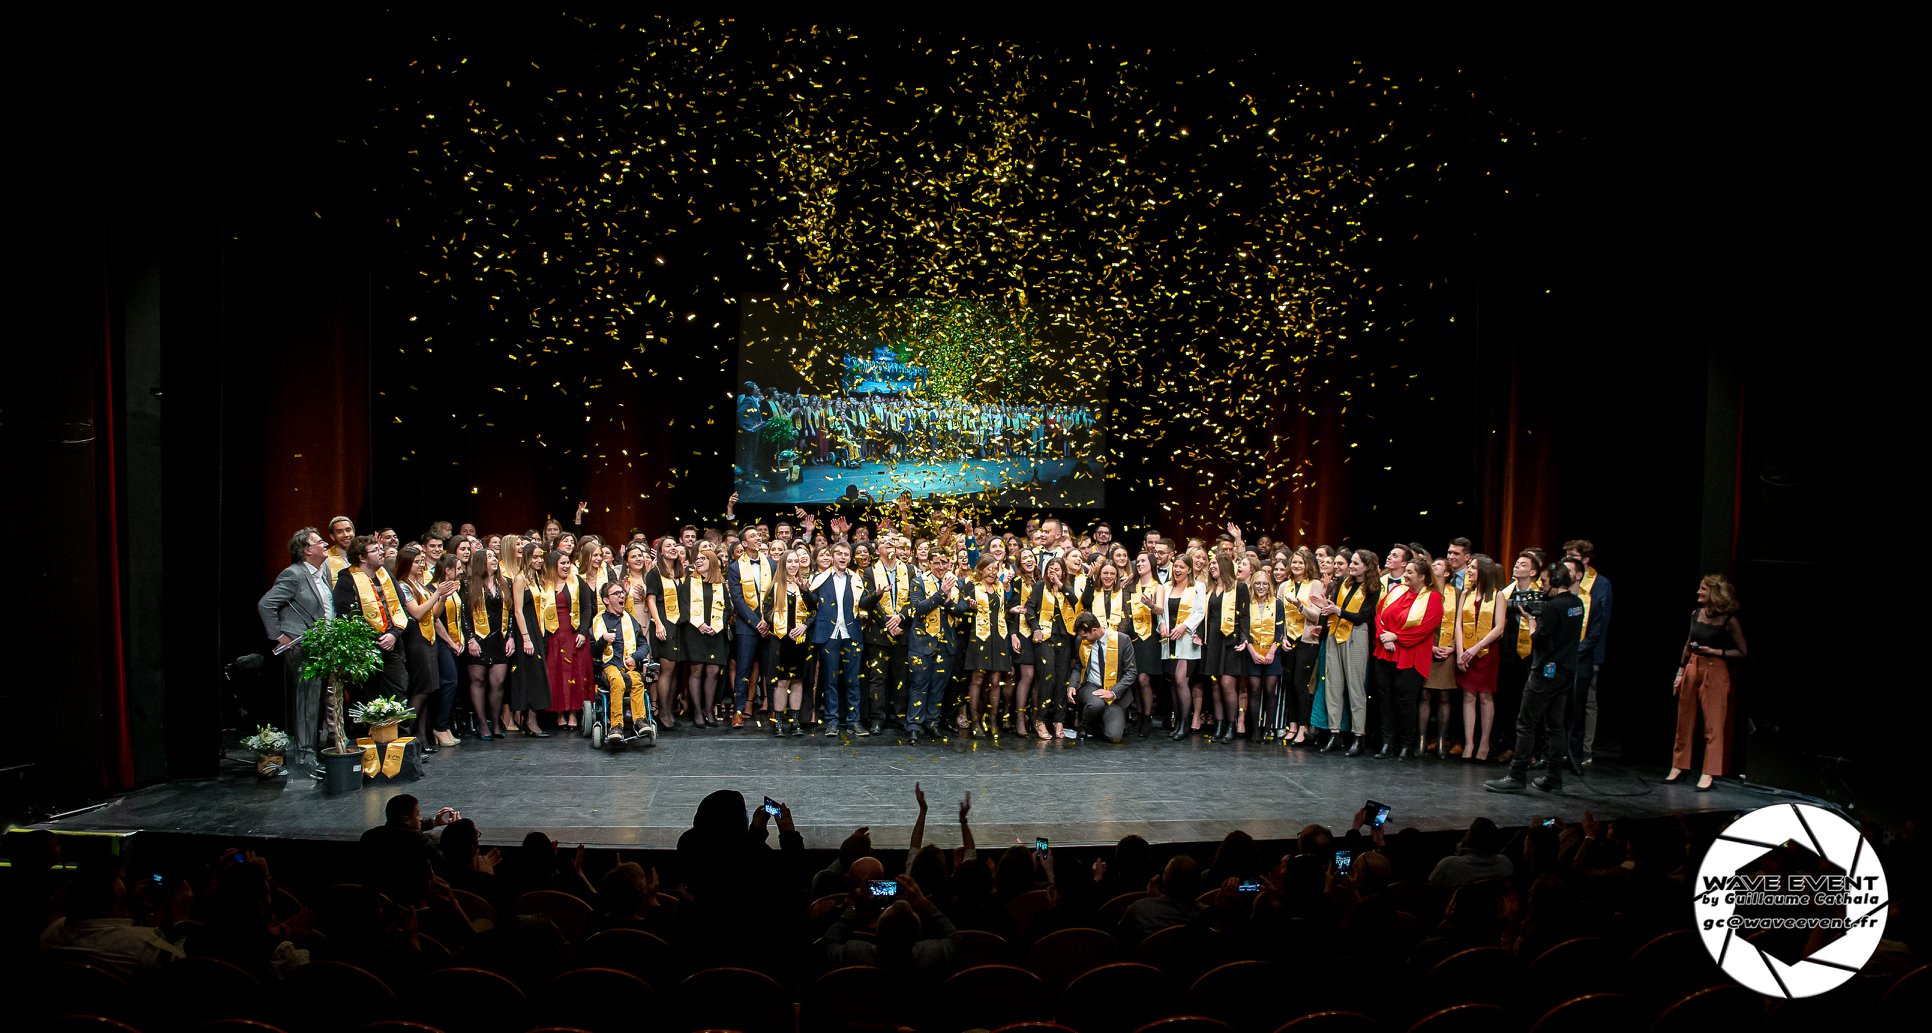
[1374,552,1444,760]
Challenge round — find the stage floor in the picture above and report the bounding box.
[44,727,1766,850]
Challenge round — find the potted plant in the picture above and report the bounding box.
[298,615,385,792]
[240,724,290,779]
[348,695,417,745]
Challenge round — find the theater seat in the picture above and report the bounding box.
[1270,1012,1379,1033]
[1528,993,1640,1033]
[1184,961,1289,1033]
[1028,927,1123,992]
[417,966,530,1033]
[544,967,656,1033]
[1058,962,1173,1033]
[678,967,792,1033]
[802,965,904,1033]
[513,890,593,944]
[957,929,1015,968]
[1649,985,1765,1033]
[1134,1017,1235,1033]
[940,964,1052,1033]
[1421,948,1515,1009]
[580,928,677,982]
[1405,1003,1507,1033]
[45,1019,145,1033]
[286,961,397,1031]
[1524,938,1617,1008]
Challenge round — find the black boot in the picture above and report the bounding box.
[1170,721,1189,742]
[1321,732,1343,754]
[1397,743,1414,760]
[1215,721,1234,744]
[1373,739,1394,760]
[1345,734,1364,757]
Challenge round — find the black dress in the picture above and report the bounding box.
[465,583,507,666]
[962,584,1014,673]
[1200,584,1250,678]
[509,583,552,711]
[1128,583,1164,676]
[762,582,817,680]
[683,580,731,668]
[644,569,686,663]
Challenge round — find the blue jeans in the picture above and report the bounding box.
[907,650,952,731]
[820,639,864,727]
[435,645,460,732]
[732,627,763,712]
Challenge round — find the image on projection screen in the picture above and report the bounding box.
[733,295,1105,508]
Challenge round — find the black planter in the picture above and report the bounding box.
[322,749,364,793]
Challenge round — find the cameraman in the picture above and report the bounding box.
[1485,556,1586,794]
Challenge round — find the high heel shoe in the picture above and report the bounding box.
[434,731,460,747]
[1695,776,1714,792]
[1215,721,1234,744]
[1661,771,1684,785]
[1170,722,1189,742]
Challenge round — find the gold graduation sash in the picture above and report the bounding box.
[1072,575,1089,613]
[974,583,1008,641]
[922,573,946,636]
[1329,582,1363,643]
[873,560,910,614]
[1093,587,1127,630]
[1437,588,1460,647]
[1403,588,1434,629]
[700,579,728,631]
[740,560,764,610]
[1249,598,1278,654]
[326,547,349,583]
[1283,580,1312,640]
[1077,631,1125,690]
[1130,584,1157,639]
[1217,589,1238,636]
[771,580,793,637]
[471,585,495,638]
[1174,583,1199,631]
[1577,568,1597,642]
[351,568,404,635]
[585,561,609,596]
[1460,586,1496,658]
[663,575,684,623]
[562,578,583,632]
[1015,580,1035,636]
[406,580,435,642]
[533,581,560,635]
[601,611,638,666]
[441,594,463,643]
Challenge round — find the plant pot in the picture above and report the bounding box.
[322,749,364,793]
[255,753,285,778]
[369,721,401,744]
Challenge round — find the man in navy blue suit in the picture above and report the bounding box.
[727,530,772,728]
[811,541,866,735]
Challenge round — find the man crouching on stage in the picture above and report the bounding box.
[1070,612,1137,744]
[595,583,658,744]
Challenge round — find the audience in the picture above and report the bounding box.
[10,787,1925,1033]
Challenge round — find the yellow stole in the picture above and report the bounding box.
[350,568,404,635]
[1217,588,1238,636]
[561,579,584,632]
[974,583,1008,641]
[1174,582,1200,631]
[1402,588,1435,628]
[770,579,795,638]
[1249,598,1279,653]
[1130,583,1158,639]
[1071,574,1089,614]
[1077,631,1125,689]
[441,594,463,643]
[601,610,638,666]
[1330,582,1364,643]
[698,579,728,631]
[1577,568,1597,641]
[1092,587,1127,630]
[471,583,496,638]
[585,561,609,596]
[1044,588,1078,635]
[1460,586,1496,658]
[921,573,949,636]
[325,548,349,583]
[406,579,435,642]
[1282,580,1312,639]
[872,560,910,614]
[1500,582,1533,658]
[1015,580,1036,636]
[532,580,560,635]
[662,573,684,623]
[1437,588,1460,648]
[739,557,767,610]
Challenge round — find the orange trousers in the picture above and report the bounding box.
[1671,655,1729,776]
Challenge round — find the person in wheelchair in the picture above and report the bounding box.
[594,582,658,745]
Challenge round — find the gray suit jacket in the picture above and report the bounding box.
[259,562,331,643]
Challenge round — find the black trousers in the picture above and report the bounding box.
[1368,655,1398,745]
[865,638,909,724]
[1286,641,1319,725]
[1509,673,1571,780]
[1035,636,1072,725]
[1392,666,1424,749]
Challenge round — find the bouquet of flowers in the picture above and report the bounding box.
[241,724,290,753]
[347,695,417,726]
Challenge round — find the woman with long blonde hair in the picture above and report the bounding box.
[508,539,553,736]
[1669,574,1747,790]
[683,541,730,728]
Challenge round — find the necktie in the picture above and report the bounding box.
[371,574,392,626]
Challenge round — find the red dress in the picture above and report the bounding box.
[546,581,595,712]
[1375,587,1444,678]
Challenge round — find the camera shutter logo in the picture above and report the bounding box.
[1692,803,1887,998]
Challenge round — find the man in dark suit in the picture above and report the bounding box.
[257,527,335,776]
[1069,612,1138,744]
[858,536,913,735]
[332,534,411,705]
[810,542,866,735]
[727,531,772,728]
[907,551,971,743]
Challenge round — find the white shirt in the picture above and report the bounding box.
[304,561,335,619]
[831,572,852,639]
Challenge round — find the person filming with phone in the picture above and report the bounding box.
[819,856,960,977]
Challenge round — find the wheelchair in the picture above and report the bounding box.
[581,655,662,750]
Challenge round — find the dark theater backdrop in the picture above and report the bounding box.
[13,9,1882,820]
